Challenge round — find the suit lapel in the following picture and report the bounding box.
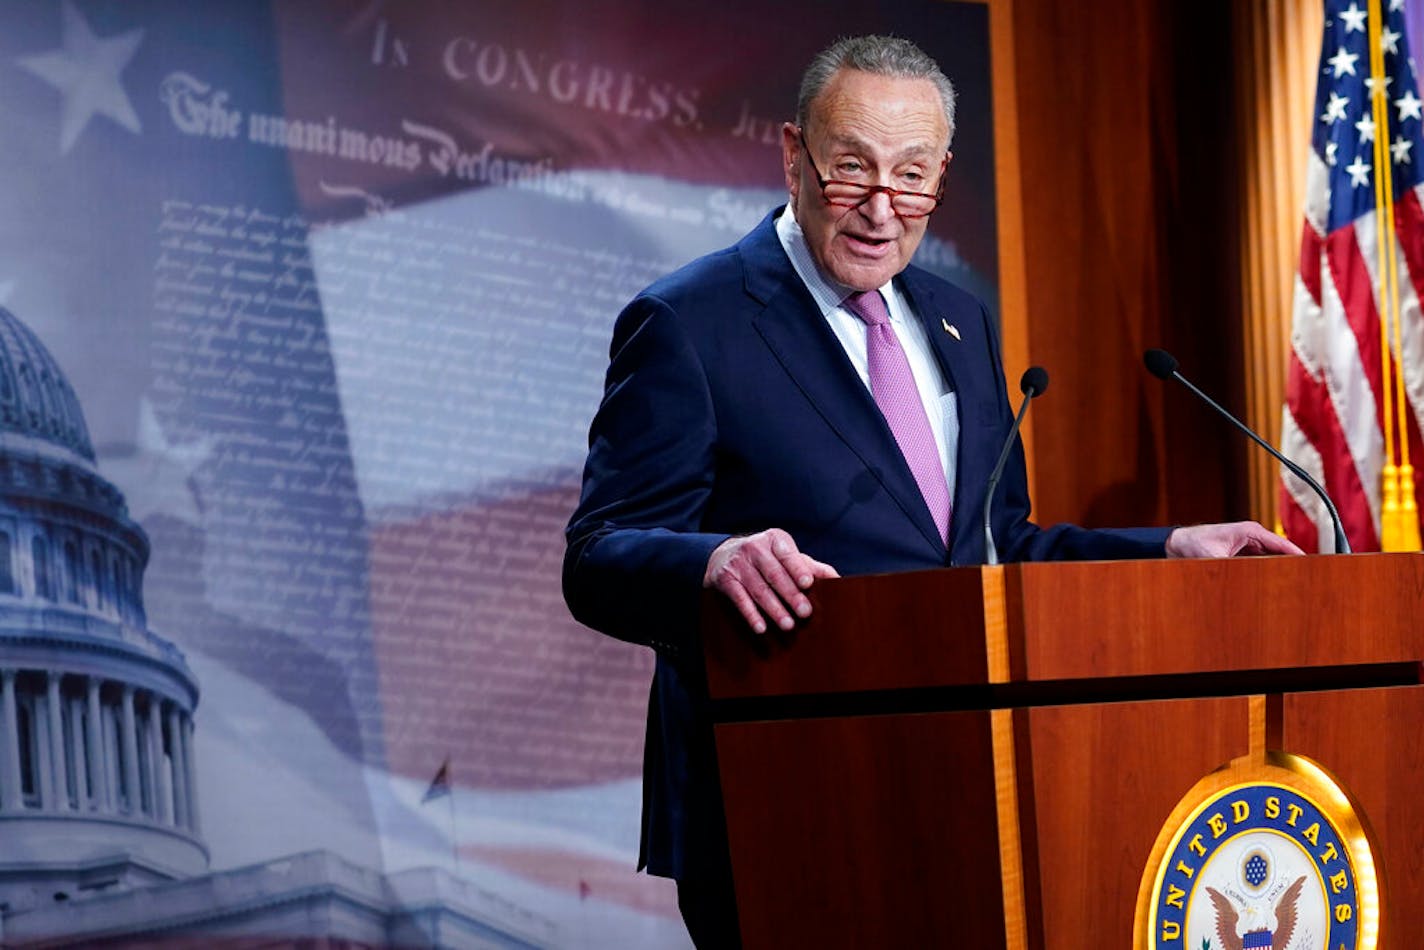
[898,269,970,406]
[739,212,946,555]
[899,267,1002,560]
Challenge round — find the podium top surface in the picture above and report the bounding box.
[700,553,1424,705]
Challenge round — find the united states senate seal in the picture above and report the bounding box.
[1134,751,1381,949]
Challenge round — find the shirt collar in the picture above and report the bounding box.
[774,205,894,315]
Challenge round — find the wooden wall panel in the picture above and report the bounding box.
[1003,0,1246,528]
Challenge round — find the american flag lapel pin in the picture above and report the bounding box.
[941,318,961,341]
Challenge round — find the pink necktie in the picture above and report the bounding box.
[843,290,951,544]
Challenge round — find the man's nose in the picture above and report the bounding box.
[858,189,896,226]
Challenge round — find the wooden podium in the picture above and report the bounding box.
[700,554,1424,947]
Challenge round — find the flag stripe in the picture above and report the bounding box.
[1391,186,1424,430]
[1338,217,1387,429]
[1281,418,1321,558]
[1284,351,1381,550]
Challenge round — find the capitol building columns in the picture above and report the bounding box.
[44,671,64,810]
[1,669,20,809]
[119,684,140,814]
[182,711,200,833]
[86,675,107,810]
[147,696,165,822]
[168,702,189,828]
[0,668,201,832]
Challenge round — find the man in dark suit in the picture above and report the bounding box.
[563,34,1297,947]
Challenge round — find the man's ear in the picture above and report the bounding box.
[781,122,801,198]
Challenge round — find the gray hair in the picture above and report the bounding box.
[796,35,957,147]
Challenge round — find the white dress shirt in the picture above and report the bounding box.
[775,208,959,504]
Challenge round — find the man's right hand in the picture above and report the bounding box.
[703,528,840,634]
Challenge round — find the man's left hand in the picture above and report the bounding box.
[1165,521,1305,558]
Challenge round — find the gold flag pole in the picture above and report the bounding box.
[1377,15,1423,549]
[1366,0,1420,549]
[1381,126,1422,550]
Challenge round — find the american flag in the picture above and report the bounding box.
[1282,0,1424,552]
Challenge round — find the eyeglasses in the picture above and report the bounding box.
[798,130,946,219]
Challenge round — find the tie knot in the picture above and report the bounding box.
[843,290,890,327]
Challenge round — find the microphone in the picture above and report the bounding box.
[984,366,1049,566]
[1143,348,1350,554]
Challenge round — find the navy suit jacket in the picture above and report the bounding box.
[564,208,1168,880]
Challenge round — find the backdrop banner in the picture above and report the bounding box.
[0,2,995,945]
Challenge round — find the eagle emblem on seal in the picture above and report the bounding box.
[1204,876,1305,950]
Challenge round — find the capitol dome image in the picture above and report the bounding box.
[0,307,205,911]
[0,307,550,948]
